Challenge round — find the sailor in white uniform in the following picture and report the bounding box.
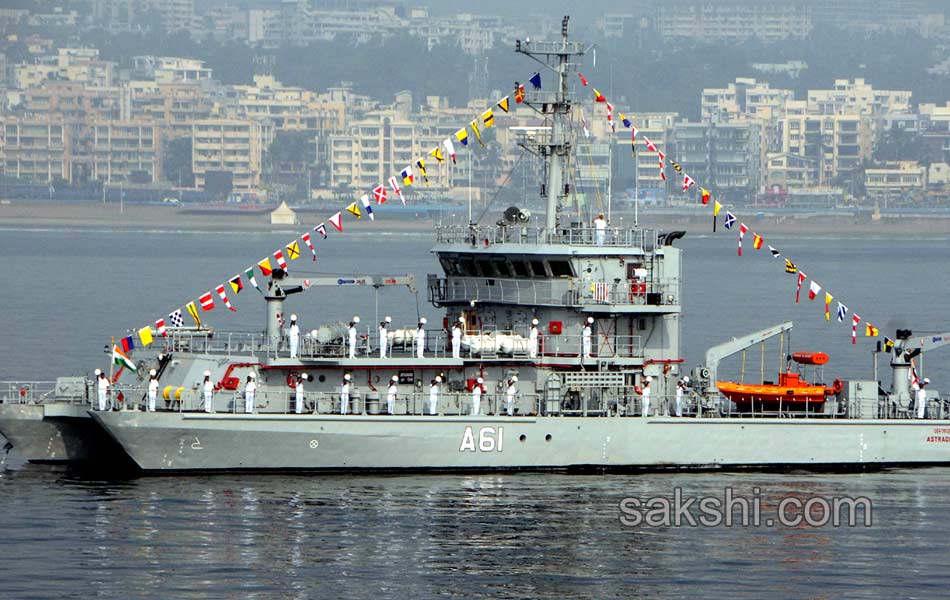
[387,375,399,415]
[289,314,300,359]
[582,317,593,360]
[244,372,257,414]
[675,377,688,417]
[640,375,652,417]
[916,377,930,419]
[95,369,110,411]
[202,370,215,413]
[528,319,539,359]
[505,376,518,416]
[147,369,159,412]
[340,373,351,415]
[347,316,360,358]
[415,317,427,359]
[429,376,441,415]
[472,377,484,416]
[295,373,308,414]
[379,316,391,359]
[452,317,464,359]
[593,213,607,246]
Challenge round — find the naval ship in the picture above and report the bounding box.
[5,19,950,472]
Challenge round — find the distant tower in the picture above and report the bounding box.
[468,55,489,102]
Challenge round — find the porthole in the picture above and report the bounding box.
[545,434,552,442]
[519,434,527,443]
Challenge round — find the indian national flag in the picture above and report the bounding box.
[113,345,137,372]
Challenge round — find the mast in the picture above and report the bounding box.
[516,16,587,230]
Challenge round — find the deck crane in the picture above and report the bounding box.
[695,321,795,402]
[887,329,950,405]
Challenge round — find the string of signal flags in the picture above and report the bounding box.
[115,71,550,355]
[580,73,892,351]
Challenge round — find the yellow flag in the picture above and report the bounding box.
[186,301,201,328]
[138,326,153,347]
[824,293,833,321]
[346,202,361,219]
[866,323,879,337]
[470,120,484,147]
[496,96,510,113]
[286,241,300,260]
[713,201,722,216]
[429,146,444,163]
[482,108,494,128]
[455,128,468,146]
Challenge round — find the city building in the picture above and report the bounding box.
[768,114,870,188]
[131,56,213,83]
[864,160,926,200]
[656,2,812,42]
[191,119,265,191]
[672,119,764,203]
[91,121,162,183]
[2,118,70,182]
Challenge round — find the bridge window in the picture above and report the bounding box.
[439,256,459,276]
[511,259,530,278]
[458,256,477,276]
[549,259,574,277]
[492,257,512,277]
[475,257,495,277]
[530,259,547,277]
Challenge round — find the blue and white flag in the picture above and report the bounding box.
[168,309,184,328]
[360,194,374,221]
[724,211,736,230]
[836,302,849,323]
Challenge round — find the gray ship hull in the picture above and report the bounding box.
[91,411,950,472]
[0,404,112,463]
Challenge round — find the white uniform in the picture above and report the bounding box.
[289,322,300,358]
[295,380,305,414]
[347,324,358,358]
[244,380,256,414]
[97,376,110,411]
[528,326,539,359]
[387,383,398,414]
[379,325,388,359]
[593,216,607,246]
[675,385,684,417]
[915,383,927,418]
[452,325,462,359]
[340,382,350,414]
[429,384,439,415]
[148,378,159,412]
[472,385,482,416]
[416,327,426,359]
[641,384,651,417]
[505,382,517,416]
[203,379,214,413]
[582,324,592,359]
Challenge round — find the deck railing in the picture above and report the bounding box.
[435,224,659,249]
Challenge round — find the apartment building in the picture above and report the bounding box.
[656,2,812,42]
[2,118,70,182]
[191,119,264,191]
[672,119,764,202]
[131,56,212,83]
[864,160,926,200]
[767,114,870,188]
[807,78,912,117]
[91,121,162,183]
[126,80,215,139]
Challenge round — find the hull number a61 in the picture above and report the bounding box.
[460,426,504,452]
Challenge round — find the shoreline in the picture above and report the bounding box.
[3,201,950,235]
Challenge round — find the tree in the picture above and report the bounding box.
[163,137,194,187]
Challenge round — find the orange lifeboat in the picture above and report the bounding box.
[717,372,842,410]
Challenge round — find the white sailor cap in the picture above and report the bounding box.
[532,318,539,325]
[384,316,392,323]
[645,375,652,382]
[353,316,360,323]
[391,375,399,382]
[419,317,427,324]
[924,377,931,384]
[435,376,442,383]
[203,370,211,377]
[249,372,256,379]
[149,369,157,376]
[587,317,594,324]
[94,369,101,376]
[301,373,310,381]
[682,376,690,384]
[476,377,484,384]
[511,375,518,382]
[344,373,351,381]
[459,316,466,322]
[290,314,297,321]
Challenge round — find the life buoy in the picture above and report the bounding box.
[287,373,298,388]
[832,378,843,394]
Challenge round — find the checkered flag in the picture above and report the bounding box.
[168,309,184,328]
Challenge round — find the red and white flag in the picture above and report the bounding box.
[443,138,457,165]
[388,176,405,206]
[738,223,748,256]
[373,185,387,205]
[215,284,236,312]
[852,314,861,345]
[199,291,215,312]
[606,102,615,132]
[301,231,317,261]
[808,280,822,300]
[795,271,807,303]
[314,223,327,239]
[682,174,696,193]
[273,249,288,270]
[644,137,658,153]
[329,211,343,232]
[631,126,638,143]
[154,318,167,337]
